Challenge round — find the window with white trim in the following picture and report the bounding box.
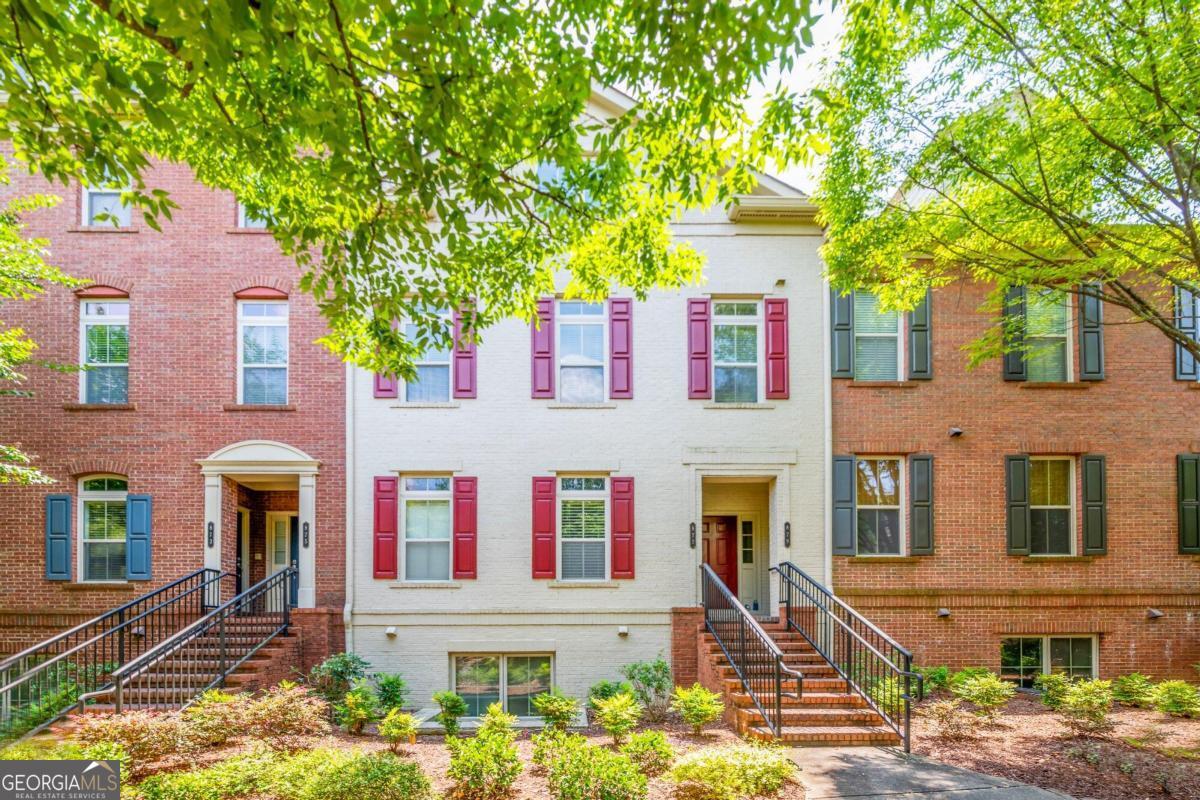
[856,457,903,555]
[559,477,607,580]
[237,300,288,404]
[853,292,901,381]
[1030,458,1073,555]
[713,301,761,403]
[557,301,606,403]
[236,202,270,229]
[80,301,129,404]
[453,654,552,717]
[82,182,132,227]
[1026,290,1071,382]
[1000,636,1096,688]
[403,308,451,403]
[402,476,452,581]
[79,476,128,581]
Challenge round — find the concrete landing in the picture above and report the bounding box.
[790,746,1074,799]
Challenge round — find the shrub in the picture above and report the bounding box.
[922,699,978,740]
[546,738,647,800]
[948,666,992,690]
[619,658,672,721]
[951,673,1014,719]
[1058,679,1114,734]
[588,679,635,708]
[336,682,379,734]
[307,652,371,704]
[533,688,581,730]
[307,752,433,800]
[372,673,409,712]
[668,743,796,800]
[1034,673,1072,710]
[0,740,129,778]
[434,690,470,737]
[671,684,724,735]
[531,729,586,774]
[73,710,181,777]
[446,718,522,799]
[1150,680,1200,717]
[243,683,331,751]
[1113,673,1156,707]
[619,730,674,777]
[868,676,903,717]
[915,665,950,694]
[378,708,419,753]
[182,690,245,748]
[592,692,643,746]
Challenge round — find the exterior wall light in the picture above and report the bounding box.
[936,607,952,618]
[385,626,397,638]
[1147,608,1165,619]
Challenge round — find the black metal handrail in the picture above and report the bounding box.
[97,567,295,713]
[0,568,228,739]
[774,561,923,752]
[700,564,801,737]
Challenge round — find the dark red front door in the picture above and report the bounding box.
[702,515,738,595]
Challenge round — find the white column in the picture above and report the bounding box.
[203,475,222,605]
[298,473,317,608]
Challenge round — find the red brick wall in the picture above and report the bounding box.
[0,159,345,656]
[832,281,1200,679]
[670,606,704,686]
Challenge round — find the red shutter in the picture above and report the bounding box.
[373,476,398,579]
[453,477,478,579]
[687,298,712,399]
[532,477,556,578]
[453,308,477,399]
[609,298,633,399]
[764,298,790,399]
[611,477,635,579]
[531,298,555,399]
[374,373,398,398]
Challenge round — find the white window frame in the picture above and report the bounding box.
[451,653,555,718]
[1026,290,1073,383]
[401,308,453,404]
[556,300,607,404]
[557,476,609,581]
[236,202,270,229]
[712,299,764,403]
[400,476,453,582]
[77,475,128,583]
[79,300,129,404]
[853,291,904,381]
[1000,635,1098,683]
[1029,456,1075,556]
[81,182,132,227]
[236,300,289,405]
[854,456,906,556]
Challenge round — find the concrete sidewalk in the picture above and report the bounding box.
[790,746,1074,799]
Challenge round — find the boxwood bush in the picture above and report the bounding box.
[668,743,795,800]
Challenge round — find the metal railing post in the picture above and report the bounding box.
[218,613,227,689]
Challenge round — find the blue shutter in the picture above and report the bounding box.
[1078,284,1104,380]
[832,456,856,555]
[1002,287,1027,381]
[45,494,72,580]
[126,494,152,580]
[1175,285,1198,381]
[830,289,854,378]
[908,289,933,380]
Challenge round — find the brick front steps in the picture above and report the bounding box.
[701,619,901,747]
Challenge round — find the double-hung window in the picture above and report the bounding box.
[238,301,288,404]
[402,477,452,581]
[557,301,606,403]
[713,301,760,402]
[82,182,132,227]
[403,308,452,403]
[855,457,903,555]
[1030,458,1073,555]
[853,293,901,380]
[453,654,552,717]
[80,301,129,404]
[79,477,128,581]
[1026,290,1070,382]
[559,477,607,580]
[236,202,270,229]
[1000,636,1096,687]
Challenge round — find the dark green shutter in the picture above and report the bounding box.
[1081,456,1107,555]
[1179,455,1200,554]
[1175,286,1198,381]
[908,289,932,380]
[832,455,856,554]
[831,289,854,378]
[909,455,934,554]
[1003,286,1027,381]
[1078,284,1105,381]
[45,494,71,580]
[1006,455,1031,554]
[126,494,152,580]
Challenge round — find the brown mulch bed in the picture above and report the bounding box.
[912,692,1200,800]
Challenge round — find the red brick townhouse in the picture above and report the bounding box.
[0,161,345,668]
[830,282,1200,682]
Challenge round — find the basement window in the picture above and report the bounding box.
[1000,636,1097,688]
[452,654,552,717]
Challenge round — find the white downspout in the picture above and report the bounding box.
[822,277,834,588]
[343,362,356,652]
